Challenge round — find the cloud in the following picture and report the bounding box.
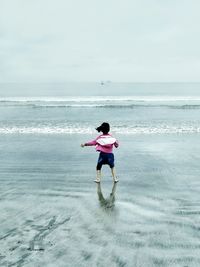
[0,0,200,82]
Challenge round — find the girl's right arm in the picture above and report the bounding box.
[114,139,119,148]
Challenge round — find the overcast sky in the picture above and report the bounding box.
[0,0,200,82]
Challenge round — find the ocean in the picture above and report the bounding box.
[1,82,200,267]
[1,82,200,135]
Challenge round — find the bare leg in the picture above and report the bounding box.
[94,170,101,183]
[111,167,119,183]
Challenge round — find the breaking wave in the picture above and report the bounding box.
[1,96,200,109]
[1,125,200,135]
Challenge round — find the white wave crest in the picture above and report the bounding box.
[1,95,200,103]
[1,126,200,135]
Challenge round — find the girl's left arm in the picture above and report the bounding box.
[84,139,97,146]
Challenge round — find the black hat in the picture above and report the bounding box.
[96,122,110,134]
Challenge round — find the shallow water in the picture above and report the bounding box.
[1,82,200,266]
[1,134,200,267]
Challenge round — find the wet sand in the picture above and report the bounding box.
[1,134,200,267]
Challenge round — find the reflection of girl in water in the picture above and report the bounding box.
[81,122,119,183]
[97,182,117,209]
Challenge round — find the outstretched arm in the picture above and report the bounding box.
[81,139,97,147]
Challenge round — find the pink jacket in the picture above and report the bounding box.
[85,133,119,153]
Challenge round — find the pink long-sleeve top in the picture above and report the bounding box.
[85,133,119,153]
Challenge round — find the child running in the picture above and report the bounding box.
[81,122,119,183]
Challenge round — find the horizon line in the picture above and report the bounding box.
[0,81,200,84]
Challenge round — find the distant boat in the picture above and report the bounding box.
[100,81,111,85]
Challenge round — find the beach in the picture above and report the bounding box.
[1,133,200,267]
[1,83,200,266]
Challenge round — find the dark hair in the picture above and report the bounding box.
[96,122,110,134]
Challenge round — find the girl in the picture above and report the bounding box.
[81,122,119,183]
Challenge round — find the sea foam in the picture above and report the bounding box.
[0,125,200,134]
